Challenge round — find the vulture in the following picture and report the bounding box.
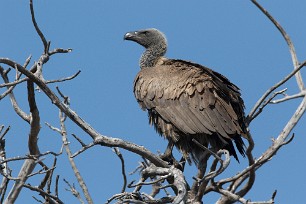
[124,28,247,167]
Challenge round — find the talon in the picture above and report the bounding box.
[159,142,186,171]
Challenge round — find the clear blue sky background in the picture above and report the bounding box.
[1,1,305,203]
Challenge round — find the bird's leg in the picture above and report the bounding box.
[160,141,186,171]
[195,153,210,202]
[178,156,186,171]
[190,169,205,201]
[159,141,175,163]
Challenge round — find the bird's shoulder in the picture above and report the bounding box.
[134,58,207,101]
[135,58,212,85]
[134,58,240,96]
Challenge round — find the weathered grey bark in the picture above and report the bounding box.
[0,0,305,203]
[4,81,40,204]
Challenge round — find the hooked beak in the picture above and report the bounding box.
[124,31,137,41]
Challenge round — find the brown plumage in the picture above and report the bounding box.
[124,28,247,166]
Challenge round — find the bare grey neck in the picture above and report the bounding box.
[139,44,167,68]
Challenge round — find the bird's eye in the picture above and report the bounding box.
[140,31,148,35]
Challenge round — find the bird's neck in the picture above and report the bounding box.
[140,44,167,68]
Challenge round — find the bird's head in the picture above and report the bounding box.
[124,28,167,49]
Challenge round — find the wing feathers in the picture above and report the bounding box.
[133,59,246,161]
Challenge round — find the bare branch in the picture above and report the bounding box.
[0,63,24,102]
[71,133,86,147]
[1,1,303,203]
[27,80,41,156]
[23,55,32,68]
[56,87,70,105]
[71,142,96,158]
[55,175,60,198]
[45,70,81,84]
[0,127,10,203]
[29,0,48,53]
[282,133,294,145]
[49,48,72,56]
[192,139,222,161]
[142,166,187,204]
[200,150,230,183]
[23,184,64,204]
[1,69,81,90]
[0,156,31,165]
[27,167,55,178]
[4,80,41,203]
[0,66,30,122]
[0,58,168,167]
[55,90,94,204]
[0,77,28,88]
[63,179,85,204]
[3,59,168,170]
[247,60,306,123]
[270,90,306,104]
[45,122,61,133]
[128,175,169,188]
[250,88,287,120]
[251,0,304,90]
[113,148,127,193]
[38,157,57,192]
[0,126,10,141]
[217,95,304,195]
[129,163,145,175]
[215,187,276,204]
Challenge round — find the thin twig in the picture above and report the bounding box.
[113,148,127,193]
[249,88,287,124]
[128,174,170,188]
[58,91,94,204]
[71,134,86,147]
[71,142,96,158]
[200,150,230,183]
[27,167,55,178]
[4,80,41,203]
[55,175,60,198]
[45,122,61,133]
[0,77,27,88]
[0,66,30,122]
[23,184,64,204]
[129,163,145,175]
[192,139,221,161]
[0,65,24,101]
[251,0,304,91]
[270,90,306,104]
[30,0,48,53]
[0,156,31,165]
[45,70,81,84]
[0,127,10,203]
[63,179,85,204]
[0,126,10,141]
[23,55,32,68]
[247,60,306,123]
[282,133,295,145]
[49,48,72,56]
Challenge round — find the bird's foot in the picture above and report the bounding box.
[159,153,185,171]
[159,151,174,163]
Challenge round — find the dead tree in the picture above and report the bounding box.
[0,0,305,203]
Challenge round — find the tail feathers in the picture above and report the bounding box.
[234,136,246,157]
[179,134,246,166]
[217,135,246,163]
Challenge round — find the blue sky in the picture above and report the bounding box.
[0,1,305,203]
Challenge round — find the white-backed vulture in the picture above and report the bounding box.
[124,28,247,166]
